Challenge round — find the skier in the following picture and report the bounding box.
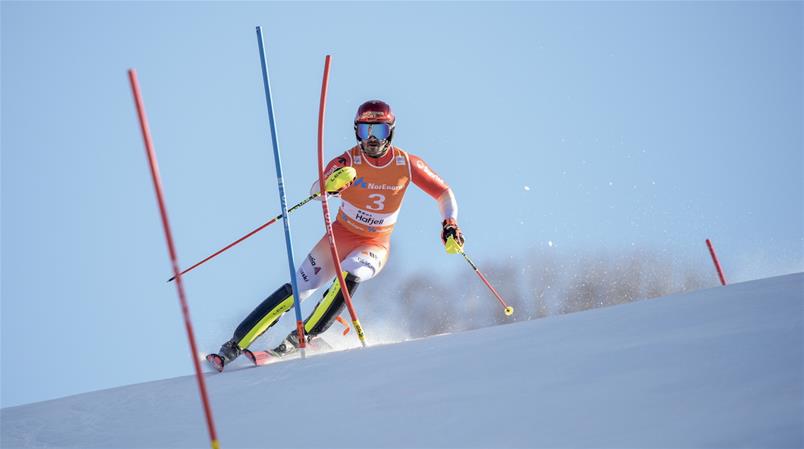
[208,100,465,371]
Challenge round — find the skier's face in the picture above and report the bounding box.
[362,136,384,156]
[361,136,390,158]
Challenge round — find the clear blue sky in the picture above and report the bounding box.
[2,1,802,408]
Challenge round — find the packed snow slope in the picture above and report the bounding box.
[2,274,802,448]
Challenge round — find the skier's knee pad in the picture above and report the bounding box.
[234,283,294,348]
[301,273,360,338]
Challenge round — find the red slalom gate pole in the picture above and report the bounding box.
[128,69,220,449]
[317,55,367,347]
[706,238,728,286]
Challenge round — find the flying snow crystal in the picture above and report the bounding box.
[548,240,554,247]
[524,186,531,191]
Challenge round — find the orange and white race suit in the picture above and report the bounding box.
[293,145,457,299]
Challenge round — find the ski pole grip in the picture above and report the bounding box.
[445,235,463,254]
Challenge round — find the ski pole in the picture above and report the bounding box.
[447,236,514,316]
[167,192,320,282]
[316,54,368,347]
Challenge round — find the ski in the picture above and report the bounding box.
[243,339,334,367]
[206,338,335,372]
[242,348,276,366]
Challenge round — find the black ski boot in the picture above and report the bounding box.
[206,338,242,372]
[269,333,302,357]
[268,331,333,356]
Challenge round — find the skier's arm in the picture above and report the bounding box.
[409,154,457,219]
[409,154,464,250]
[436,189,458,222]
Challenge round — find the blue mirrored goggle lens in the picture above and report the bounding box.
[356,123,391,141]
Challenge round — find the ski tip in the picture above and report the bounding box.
[205,354,224,373]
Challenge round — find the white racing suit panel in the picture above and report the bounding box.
[294,232,389,302]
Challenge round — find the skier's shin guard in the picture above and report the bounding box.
[294,273,360,340]
[233,283,294,349]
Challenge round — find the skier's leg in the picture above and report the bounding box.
[277,243,389,353]
[275,273,359,354]
[214,282,293,364]
[303,272,359,337]
[232,283,293,348]
[214,234,336,364]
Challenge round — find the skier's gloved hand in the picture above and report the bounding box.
[324,166,357,195]
[441,218,465,254]
[312,166,357,200]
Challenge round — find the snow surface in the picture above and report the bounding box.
[2,273,802,448]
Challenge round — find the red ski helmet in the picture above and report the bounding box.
[354,100,396,158]
[354,100,395,125]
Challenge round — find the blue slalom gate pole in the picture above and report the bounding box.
[255,26,307,356]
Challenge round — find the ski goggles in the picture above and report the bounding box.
[356,122,392,141]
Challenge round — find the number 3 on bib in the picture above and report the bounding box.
[366,194,385,211]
